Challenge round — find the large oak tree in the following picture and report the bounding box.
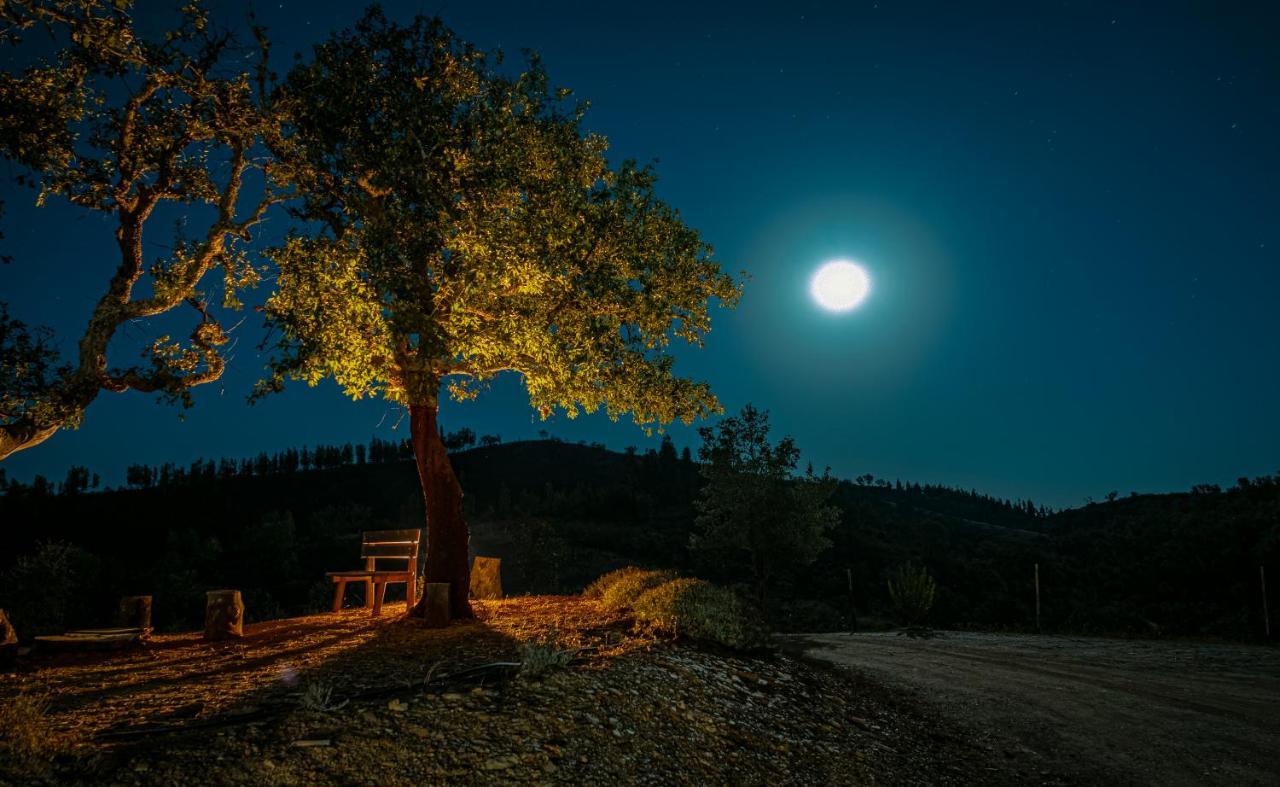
[259,11,741,619]
[0,0,285,460]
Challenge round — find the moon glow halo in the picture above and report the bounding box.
[811,260,871,312]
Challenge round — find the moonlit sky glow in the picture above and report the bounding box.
[811,261,871,312]
[2,1,1278,508]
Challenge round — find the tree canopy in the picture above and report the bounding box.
[0,0,286,460]
[257,9,740,423]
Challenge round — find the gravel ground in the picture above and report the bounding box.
[2,598,1009,785]
[798,631,1280,786]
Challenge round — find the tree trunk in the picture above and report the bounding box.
[407,401,473,621]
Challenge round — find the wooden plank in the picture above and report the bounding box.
[363,529,421,543]
[327,570,412,580]
[35,632,142,650]
[362,543,418,558]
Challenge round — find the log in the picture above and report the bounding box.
[117,595,153,632]
[469,556,504,600]
[421,583,450,628]
[203,589,245,641]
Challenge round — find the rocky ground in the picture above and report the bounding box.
[1,597,1013,785]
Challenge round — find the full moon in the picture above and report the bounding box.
[810,260,871,312]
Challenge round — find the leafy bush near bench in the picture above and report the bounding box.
[600,569,679,612]
[583,566,678,610]
[633,578,769,651]
[583,566,647,599]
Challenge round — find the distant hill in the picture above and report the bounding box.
[1,439,1275,640]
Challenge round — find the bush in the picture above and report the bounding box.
[599,569,678,612]
[0,688,61,767]
[583,566,645,599]
[887,562,937,626]
[519,639,575,679]
[633,578,769,651]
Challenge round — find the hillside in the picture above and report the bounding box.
[1,440,1276,640]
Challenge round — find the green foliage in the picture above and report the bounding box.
[258,9,740,426]
[633,578,769,651]
[691,404,840,607]
[887,563,937,625]
[0,304,76,434]
[583,566,646,599]
[0,540,98,635]
[599,568,678,612]
[519,638,575,679]
[0,0,287,459]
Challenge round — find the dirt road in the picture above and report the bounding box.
[799,631,1280,785]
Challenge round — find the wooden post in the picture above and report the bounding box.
[1034,563,1041,634]
[1263,566,1271,640]
[846,567,858,632]
[117,596,152,632]
[421,582,450,628]
[469,556,504,600]
[0,609,17,667]
[204,590,245,641]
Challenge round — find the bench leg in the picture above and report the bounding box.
[364,578,374,609]
[406,575,416,609]
[372,581,387,617]
[332,580,346,613]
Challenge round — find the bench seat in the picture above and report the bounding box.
[326,529,421,617]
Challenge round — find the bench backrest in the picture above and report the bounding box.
[362,529,421,573]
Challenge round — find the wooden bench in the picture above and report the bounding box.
[327,529,421,616]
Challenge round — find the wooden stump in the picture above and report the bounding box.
[0,609,17,668]
[117,595,153,632]
[469,556,504,600]
[204,590,244,641]
[421,583,450,628]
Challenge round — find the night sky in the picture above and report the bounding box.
[2,1,1278,508]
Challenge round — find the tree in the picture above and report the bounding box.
[443,427,476,451]
[256,11,740,619]
[691,404,839,611]
[0,0,287,460]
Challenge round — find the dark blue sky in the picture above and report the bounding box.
[2,1,1277,507]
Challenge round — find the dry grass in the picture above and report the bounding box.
[0,597,634,746]
[0,686,62,766]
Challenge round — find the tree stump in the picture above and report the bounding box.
[421,583,450,628]
[204,590,244,641]
[469,556,504,600]
[117,595,153,632]
[0,609,17,668]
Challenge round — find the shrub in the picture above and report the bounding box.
[887,562,937,626]
[583,566,645,599]
[633,578,769,651]
[599,569,679,612]
[0,688,61,766]
[519,639,575,679]
[298,681,348,712]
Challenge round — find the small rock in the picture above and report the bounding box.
[481,755,518,771]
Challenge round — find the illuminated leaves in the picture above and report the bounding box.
[262,10,742,430]
[0,1,287,458]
